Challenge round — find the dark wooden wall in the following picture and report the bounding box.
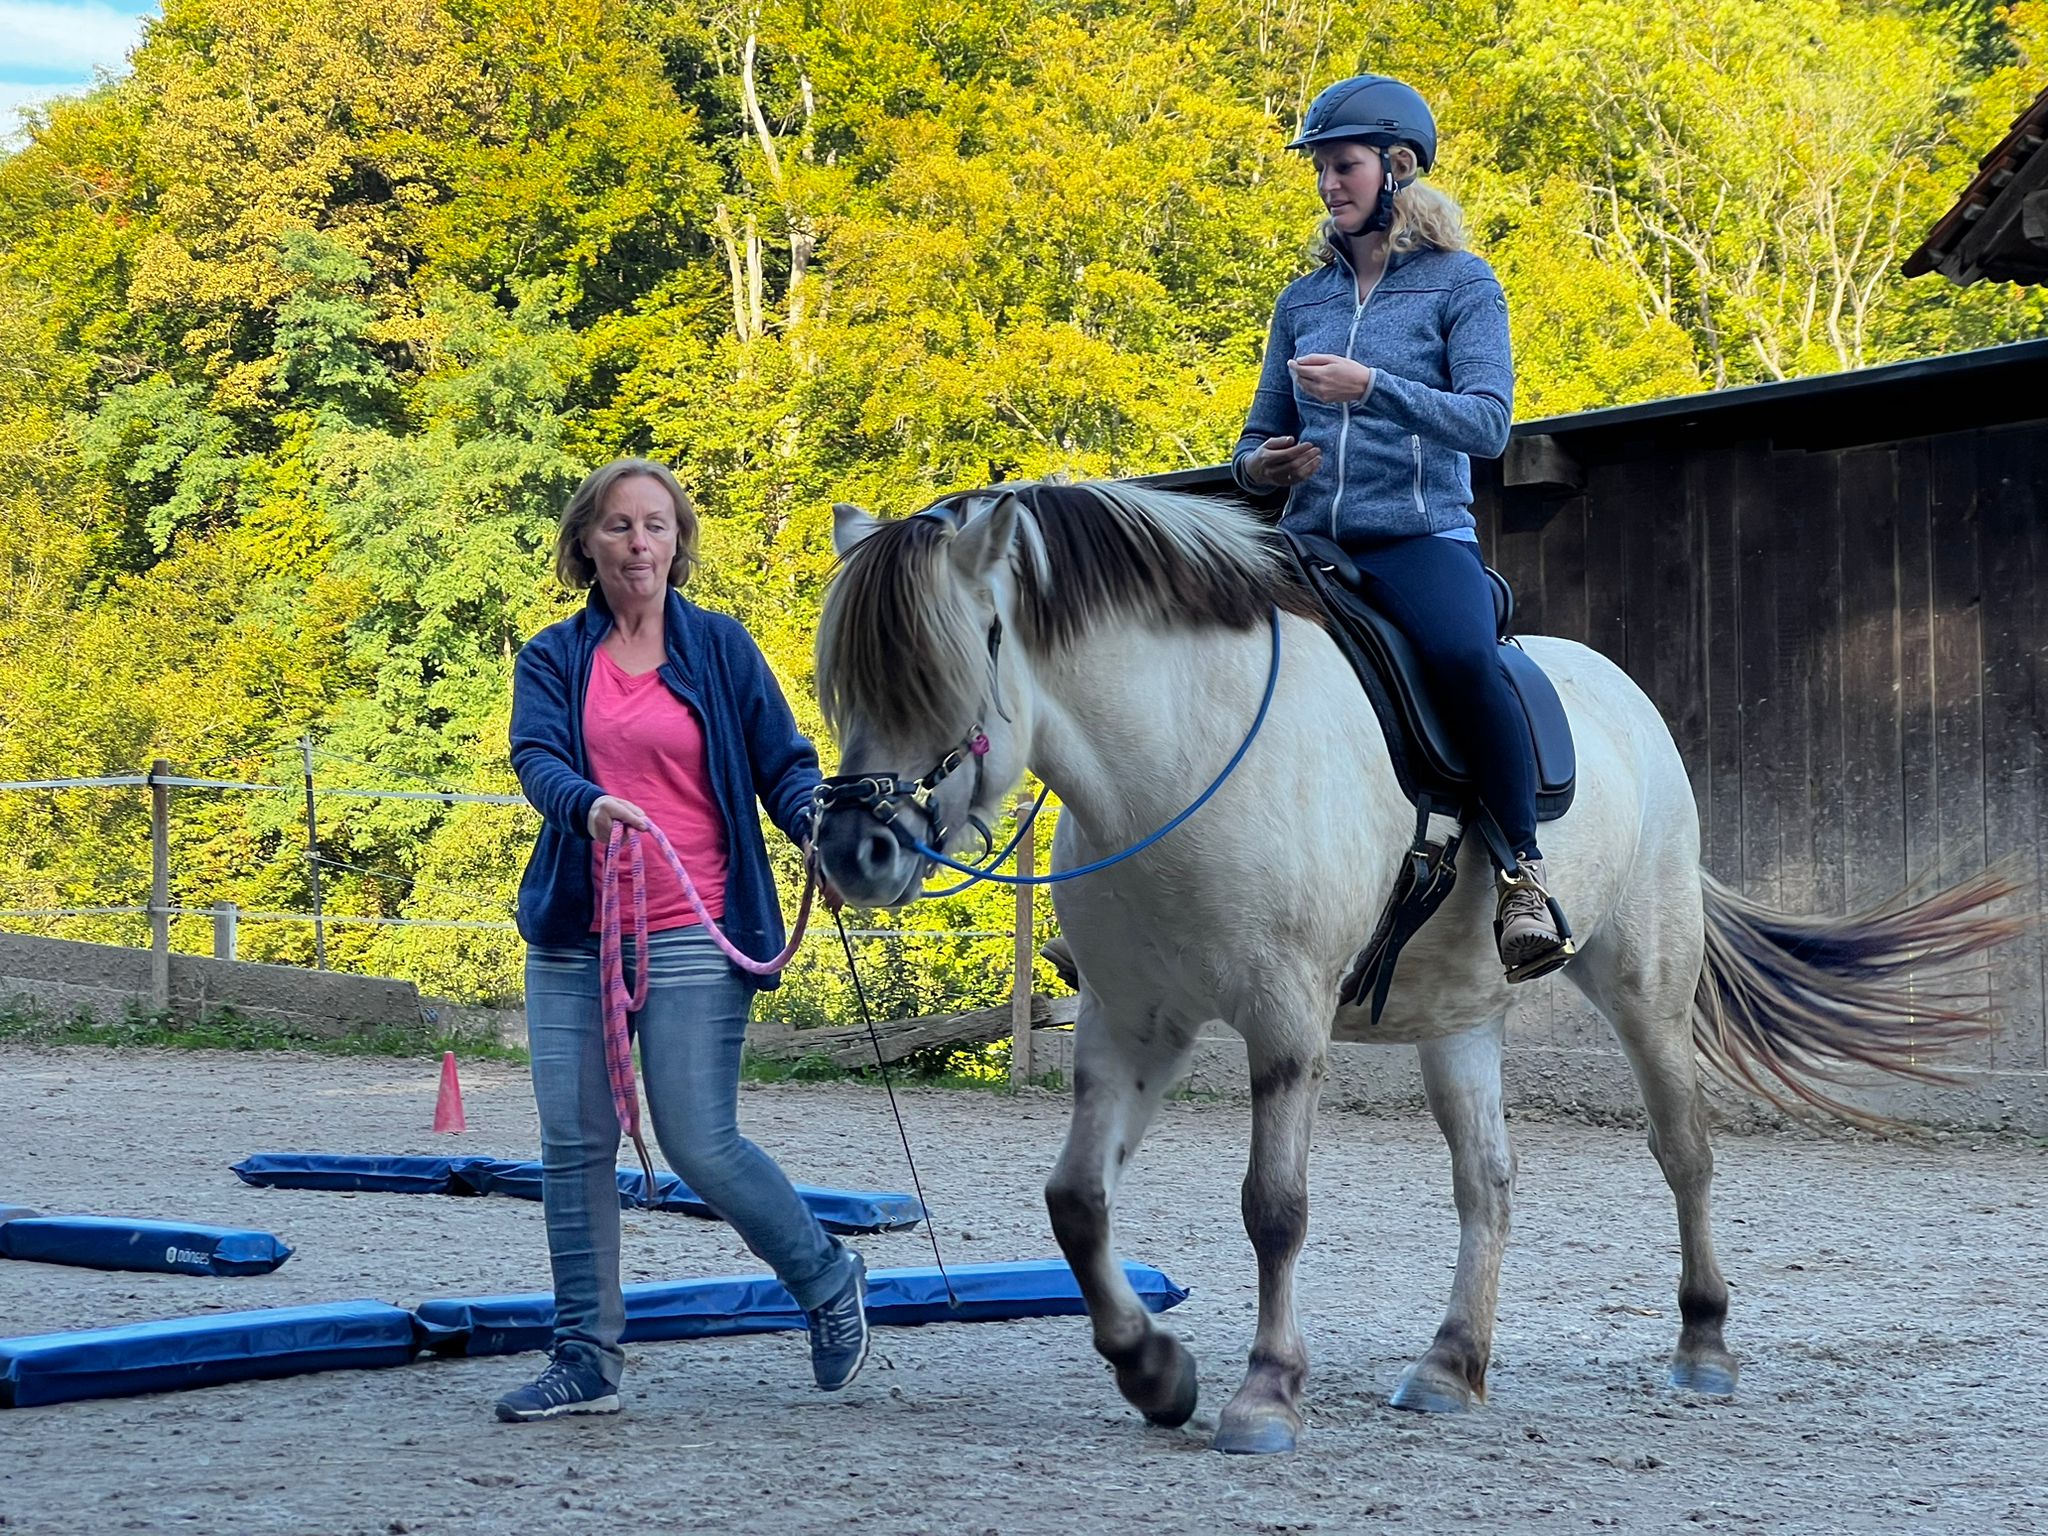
[1474,420,2048,1072]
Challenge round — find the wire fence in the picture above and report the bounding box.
[0,746,1038,966]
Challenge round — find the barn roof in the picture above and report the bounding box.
[1134,338,2048,499]
[1505,337,2048,454]
[1904,84,2048,287]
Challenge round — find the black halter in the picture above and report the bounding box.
[812,720,993,854]
[813,614,1005,857]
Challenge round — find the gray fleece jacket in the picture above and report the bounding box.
[1231,242,1514,544]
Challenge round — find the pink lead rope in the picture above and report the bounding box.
[598,819,816,1193]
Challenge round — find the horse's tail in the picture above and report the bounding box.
[1690,865,2031,1128]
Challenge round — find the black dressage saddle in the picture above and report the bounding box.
[1275,530,1577,1017]
[1277,531,1576,820]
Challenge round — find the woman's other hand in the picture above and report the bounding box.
[1245,435,1323,489]
[1287,353,1374,404]
[803,841,847,914]
[588,795,651,842]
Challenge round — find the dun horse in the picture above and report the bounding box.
[809,479,2019,1456]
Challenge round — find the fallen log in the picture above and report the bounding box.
[750,994,1079,1069]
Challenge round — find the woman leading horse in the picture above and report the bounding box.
[501,458,869,1423]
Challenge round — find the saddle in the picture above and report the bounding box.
[1275,531,1577,1019]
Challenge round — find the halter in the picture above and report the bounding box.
[813,606,1008,858]
[815,606,1285,893]
[812,718,995,855]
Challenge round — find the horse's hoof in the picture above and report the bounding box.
[1111,1333,1199,1428]
[1669,1355,1738,1396]
[1390,1361,1475,1414]
[1212,1415,1299,1455]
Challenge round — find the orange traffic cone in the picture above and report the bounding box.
[433,1050,467,1134]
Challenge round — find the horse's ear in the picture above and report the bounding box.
[832,502,880,556]
[949,491,1020,581]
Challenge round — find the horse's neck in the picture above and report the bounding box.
[1026,623,1268,843]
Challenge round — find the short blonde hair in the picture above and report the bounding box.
[554,459,699,591]
[1313,144,1468,263]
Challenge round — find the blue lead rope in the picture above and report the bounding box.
[920,784,1052,898]
[913,606,1283,891]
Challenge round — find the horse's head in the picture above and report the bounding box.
[811,490,1033,906]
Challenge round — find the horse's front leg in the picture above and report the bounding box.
[1214,1016,1328,1456]
[1044,997,1199,1429]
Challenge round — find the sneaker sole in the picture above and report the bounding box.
[494,1393,622,1423]
[816,1331,871,1393]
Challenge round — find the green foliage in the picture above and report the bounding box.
[0,1001,526,1061]
[1,0,2042,1020]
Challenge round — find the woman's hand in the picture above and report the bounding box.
[587,795,650,842]
[1288,354,1374,404]
[803,840,846,914]
[1245,435,1323,490]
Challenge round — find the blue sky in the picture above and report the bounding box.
[1,0,157,136]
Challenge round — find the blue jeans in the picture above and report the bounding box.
[1346,534,1543,862]
[524,927,854,1386]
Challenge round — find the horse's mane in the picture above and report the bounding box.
[816,478,1319,738]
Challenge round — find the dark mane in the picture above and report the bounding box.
[815,477,1319,738]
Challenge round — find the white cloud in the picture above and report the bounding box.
[0,77,86,144]
[0,1,150,78]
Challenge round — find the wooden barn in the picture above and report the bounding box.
[1473,339,2048,1085]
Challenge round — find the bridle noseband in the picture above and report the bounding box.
[813,720,994,855]
[814,610,1007,860]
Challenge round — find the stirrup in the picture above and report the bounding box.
[1501,934,1577,984]
[1494,863,1576,984]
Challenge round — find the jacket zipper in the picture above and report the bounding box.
[1411,433,1426,523]
[1331,261,1384,538]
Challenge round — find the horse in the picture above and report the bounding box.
[808,477,2020,1456]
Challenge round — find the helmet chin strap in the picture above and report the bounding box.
[1365,161,1413,234]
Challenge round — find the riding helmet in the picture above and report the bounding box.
[1286,74,1438,173]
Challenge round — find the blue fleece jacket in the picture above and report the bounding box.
[509,585,820,983]
[1231,242,1514,544]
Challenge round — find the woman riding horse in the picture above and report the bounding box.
[1232,74,1570,982]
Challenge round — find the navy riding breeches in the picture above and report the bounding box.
[1344,534,1542,862]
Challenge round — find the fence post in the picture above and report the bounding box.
[1009,791,1035,1089]
[301,735,326,969]
[212,900,239,962]
[149,758,171,1013]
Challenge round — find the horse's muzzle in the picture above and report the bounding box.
[811,804,927,908]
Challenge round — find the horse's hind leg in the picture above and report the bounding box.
[1390,1018,1514,1413]
[1044,1000,1199,1430]
[1213,1009,1328,1456]
[1569,900,1738,1395]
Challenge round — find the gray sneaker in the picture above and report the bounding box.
[806,1245,870,1391]
[493,1354,621,1422]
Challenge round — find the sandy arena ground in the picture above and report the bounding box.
[1,1044,2044,1535]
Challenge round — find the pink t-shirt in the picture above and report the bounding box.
[583,646,728,932]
